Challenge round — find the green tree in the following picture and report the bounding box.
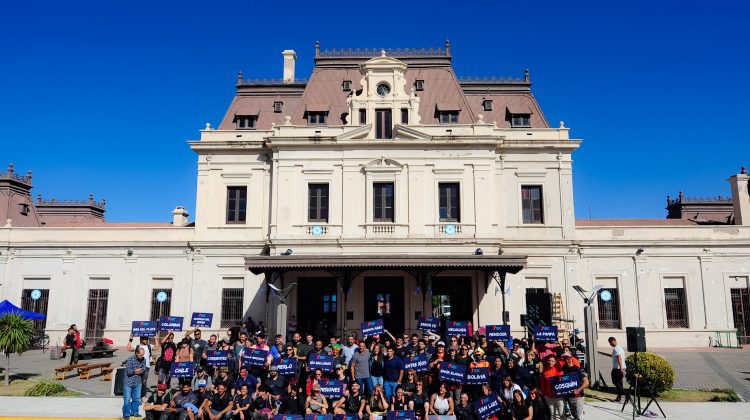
[0,313,35,386]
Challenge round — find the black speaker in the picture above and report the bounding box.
[626,327,646,352]
[113,367,126,395]
[525,292,553,326]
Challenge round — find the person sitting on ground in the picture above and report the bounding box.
[199,382,234,420]
[144,383,170,420]
[193,380,211,412]
[168,382,199,420]
[411,380,429,420]
[511,389,533,420]
[389,385,413,411]
[279,383,304,414]
[334,380,367,418]
[233,366,258,397]
[252,384,276,420]
[214,367,234,395]
[305,383,328,414]
[230,383,253,420]
[454,392,475,420]
[266,365,287,401]
[193,366,213,392]
[367,384,389,419]
[526,386,549,420]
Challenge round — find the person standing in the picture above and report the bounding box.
[609,337,626,402]
[123,347,148,419]
[350,341,371,396]
[383,347,404,402]
[342,335,358,367]
[561,352,589,420]
[65,324,82,365]
[539,354,564,420]
[127,334,153,397]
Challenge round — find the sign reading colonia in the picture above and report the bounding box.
[158,316,184,332]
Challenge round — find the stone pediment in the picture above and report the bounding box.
[362,156,404,173]
[393,124,431,140]
[336,124,372,140]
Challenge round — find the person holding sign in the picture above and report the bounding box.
[538,355,564,420]
[560,353,588,420]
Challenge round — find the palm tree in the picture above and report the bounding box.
[0,313,35,385]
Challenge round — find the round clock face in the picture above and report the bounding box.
[376,83,390,97]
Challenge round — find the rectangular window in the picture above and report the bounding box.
[373,182,395,222]
[438,183,460,222]
[597,288,621,329]
[221,288,244,328]
[375,109,392,139]
[273,102,283,113]
[415,80,424,91]
[665,287,689,328]
[308,183,329,222]
[308,112,327,125]
[342,80,352,91]
[525,287,548,294]
[226,186,247,224]
[85,289,109,342]
[401,108,409,124]
[482,100,493,111]
[21,289,49,331]
[439,111,459,124]
[511,114,531,127]
[323,294,337,314]
[359,109,367,124]
[150,289,172,321]
[521,185,544,224]
[235,115,258,129]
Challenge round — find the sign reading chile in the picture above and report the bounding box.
[472,393,503,419]
[170,361,195,378]
[190,312,213,328]
[438,361,467,383]
[361,319,384,336]
[533,325,558,342]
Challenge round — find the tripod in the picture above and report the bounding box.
[620,351,666,418]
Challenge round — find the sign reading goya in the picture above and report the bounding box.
[533,325,558,341]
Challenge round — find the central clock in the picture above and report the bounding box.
[376,83,391,97]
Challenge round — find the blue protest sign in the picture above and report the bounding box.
[158,316,184,332]
[403,353,429,373]
[190,312,213,328]
[465,367,490,385]
[446,321,470,337]
[305,415,333,420]
[334,415,361,420]
[386,411,416,420]
[533,325,558,342]
[472,393,503,419]
[242,348,269,367]
[550,371,582,397]
[438,361,466,383]
[206,350,229,366]
[131,321,158,336]
[170,361,194,378]
[279,416,303,420]
[318,379,346,399]
[274,357,298,376]
[361,319,384,336]
[485,325,511,342]
[417,316,439,332]
[308,353,334,372]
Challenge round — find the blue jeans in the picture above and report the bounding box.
[384,381,398,402]
[209,408,232,419]
[123,382,142,418]
[369,375,384,394]
[356,377,372,396]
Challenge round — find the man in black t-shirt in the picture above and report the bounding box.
[200,383,233,419]
[143,383,170,420]
[280,384,304,414]
[561,353,589,420]
[334,381,367,418]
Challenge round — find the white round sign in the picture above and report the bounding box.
[600,290,612,302]
[311,225,323,236]
[30,289,42,301]
[156,291,168,303]
[444,224,456,235]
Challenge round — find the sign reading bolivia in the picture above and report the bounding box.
[533,325,558,341]
[361,319,384,336]
[131,321,158,336]
[190,312,213,328]
[465,367,490,385]
[158,316,184,332]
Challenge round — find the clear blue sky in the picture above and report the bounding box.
[2,1,748,222]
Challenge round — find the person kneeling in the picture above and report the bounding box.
[334,381,367,419]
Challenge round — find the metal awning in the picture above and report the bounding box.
[245,254,526,275]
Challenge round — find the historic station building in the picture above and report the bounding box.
[2,42,749,348]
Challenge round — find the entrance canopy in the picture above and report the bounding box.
[0,300,46,320]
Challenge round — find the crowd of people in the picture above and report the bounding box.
[121,320,596,420]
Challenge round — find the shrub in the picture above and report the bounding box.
[24,380,66,396]
[625,352,675,395]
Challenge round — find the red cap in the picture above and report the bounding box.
[157,384,167,391]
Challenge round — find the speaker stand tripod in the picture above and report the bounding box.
[620,351,666,418]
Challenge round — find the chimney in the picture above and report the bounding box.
[728,166,750,225]
[282,50,296,83]
[172,206,190,227]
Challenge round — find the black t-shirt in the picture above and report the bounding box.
[530,397,549,420]
[194,390,209,408]
[395,346,409,359]
[370,357,385,377]
[267,376,287,396]
[65,334,75,348]
[391,396,410,411]
[147,392,170,407]
[345,393,366,413]
[561,365,586,397]
[402,382,417,395]
[210,392,233,411]
[512,401,532,420]
[280,394,303,414]
[455,403,475,420]
[412,393,427,415]
[234,394,252,409]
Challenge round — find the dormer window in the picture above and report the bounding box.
[342,80,352,91]
[273,101,283,113]
[19,203,30,216]
[414,80,424,91]
[235,115,258,129]
[511,114,531,127]
[482,99,493,111]
[307,112,328,125]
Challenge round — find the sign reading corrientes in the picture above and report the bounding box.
[170,361,195,378]
[403,354,429,372]
[446,321,470,336]
[274,357,298,376]
[308,354,334,372]
[158,316,184,332]
[472,393,503,419]
[361,319,384,336]
[242,348,269,367]
[131,321,158,336]
[318,379,346,399]
[533,325,558,341]
[190,312,214,328]
[206,350,229,366]
[485,325,511,342]
[550,372,582,397]
[438,361,466,383]
[417,316,439,332]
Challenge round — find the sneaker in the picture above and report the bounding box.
[131,415,142,418]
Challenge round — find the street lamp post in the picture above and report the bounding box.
[573,285,603,389]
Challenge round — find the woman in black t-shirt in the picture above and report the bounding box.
[511,389,532,420]
[390,386,412,411]
[526,387,549,420]
[370,344,385,391]
[411,380,429,419]
[402,369,418,397]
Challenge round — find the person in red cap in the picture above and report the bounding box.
[539,354,564,419]
[561,352,589,420]
[143,383,170,420]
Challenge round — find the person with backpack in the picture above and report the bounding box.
[159,332,178,388]
[128,334,153,396]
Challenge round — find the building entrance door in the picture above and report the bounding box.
[731,288,750,344]
[364,276,404,335]
[431,276,473,329]
[298,277,338,341]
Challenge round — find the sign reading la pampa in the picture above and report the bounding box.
[159,315,184,332]
[190,312,213,328]
[131,321,158,336]
[533,325,558,341]
[361,319,384,336]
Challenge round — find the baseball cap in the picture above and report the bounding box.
[269,365,279,371]
[335,364,345,370]
[312,383,322,392]
[157,383,167,391]
[436,341,446,347]
[196,366,204,372]
[197,379,207,387]
[561,352,573,359]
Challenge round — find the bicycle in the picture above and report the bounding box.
[31,330,50,350]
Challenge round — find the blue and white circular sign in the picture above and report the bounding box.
[600,290,612,302]
[30,289,42,301]
[156,291,168,303]
[311,225,324,236]
[444,224,456,235]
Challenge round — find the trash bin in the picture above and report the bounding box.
[112,367,126,396]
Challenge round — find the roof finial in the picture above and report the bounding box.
[315,40,320,57]
[524,68,530,83]
[237,70,243,85]
[7,163,13,175]
[37,193,42,204]
[742,166,747,174]
[381,49,386,57]
[88,194,94,204]
[679,191,684,201]
[445,39,451,56]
